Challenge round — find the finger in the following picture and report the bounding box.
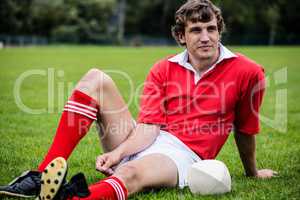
[103,168,114,176]
[96,159,110,171]
[273,171,279,175]
[96,156,103,163]
[106,168,114,175]
[97,154,109,165]
[96,165,107,173]
[96,158,102,165]
[96,157,109,170]
[96,161,102,171]
[96,158,104,169]
[273,171,280,177]
[102,159,112,170]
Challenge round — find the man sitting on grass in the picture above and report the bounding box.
[0,0,277,200]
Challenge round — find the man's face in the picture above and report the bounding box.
[179,16,220,62]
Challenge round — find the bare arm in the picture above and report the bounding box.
[96,123,160,174]
[234,131,278,178]
[234,131,258,176]
[115,123,160,158]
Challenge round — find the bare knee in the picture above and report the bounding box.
[75,68,114,100]
[82,68,114,90]
[114,164,142,194]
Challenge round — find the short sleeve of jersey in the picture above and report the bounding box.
[137,61,167,126]
[234,66,265,135]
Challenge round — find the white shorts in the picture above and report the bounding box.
[116,130,202,188]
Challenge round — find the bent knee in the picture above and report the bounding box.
[114,164,142,193]
[86,68,104,77]
[76,68,114,93]
[116,164,140,183]
[86,68,113,86]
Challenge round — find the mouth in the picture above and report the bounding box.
[198,46,212,51]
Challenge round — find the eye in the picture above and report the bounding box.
[207,26,217,32]
[190,27,201,33]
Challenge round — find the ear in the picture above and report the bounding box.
[178,33,186,45]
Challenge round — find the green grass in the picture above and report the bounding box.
[0,45,299,199]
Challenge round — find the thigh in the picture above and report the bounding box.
[95,80,134,152]
[115,154,178,194]
[116,131,201,189]
[76,69,134,152]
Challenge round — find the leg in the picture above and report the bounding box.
[0,68,135,198]
[72,154,178,200]
[39,68,133,170]
[114,154,178,195]
[75,69,134,152]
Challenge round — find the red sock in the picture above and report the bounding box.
[72,177,128,200]
[38,90,99,171]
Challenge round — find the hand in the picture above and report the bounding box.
[96,151,121,176]
[255,169,279,179]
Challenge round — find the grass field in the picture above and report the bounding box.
[0,46,299,200]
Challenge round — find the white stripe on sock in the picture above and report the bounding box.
[104,180,122,200]
[65,104,97,116]
[63,108,97,120]
[106,179,123,200]
[67,100,98,112]
[104,179,124,200]
[109,179,125,200]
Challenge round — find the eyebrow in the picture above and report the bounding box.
[207,25,217,29]
[189,26,202,32]
[188,24,217,32]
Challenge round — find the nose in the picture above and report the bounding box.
[200,30,209,43]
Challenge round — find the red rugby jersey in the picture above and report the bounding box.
[138,50,265,159]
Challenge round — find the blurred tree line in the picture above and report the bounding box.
[0,0,299,45]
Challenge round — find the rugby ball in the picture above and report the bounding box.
[187,160,231,195]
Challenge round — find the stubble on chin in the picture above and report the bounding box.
[197,51,213,60]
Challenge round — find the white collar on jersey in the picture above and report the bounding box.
[168,43,237,84]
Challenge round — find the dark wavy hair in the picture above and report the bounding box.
[172,0,225,46]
